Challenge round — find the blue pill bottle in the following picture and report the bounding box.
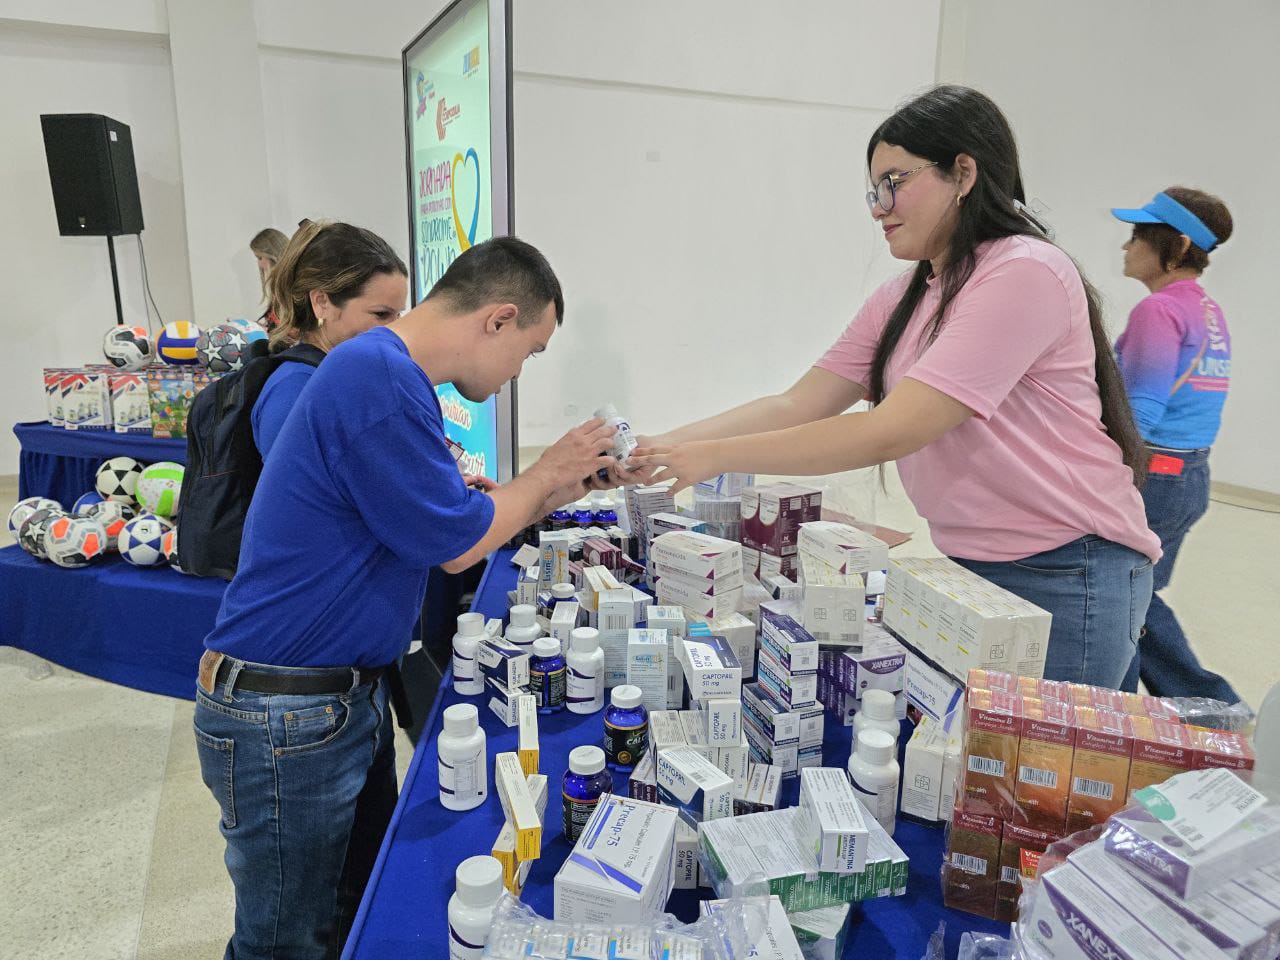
[562,745,612,843]
[603,684,648,771]
[529,637,566,714]
[548,505,572,531]
[572,500,595,528]
[593,497,619,527]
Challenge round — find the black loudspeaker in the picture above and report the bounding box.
[40,113,144,236]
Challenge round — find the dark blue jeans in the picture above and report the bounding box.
[194,658,398,960]
[953,536,1153,689]
[1120,449,1239,702]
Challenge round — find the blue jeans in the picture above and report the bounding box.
[1121,449,1239,702]
[952,536,1153,689]
[194,658,398,960]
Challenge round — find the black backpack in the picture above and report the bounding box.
[178,343,326,579]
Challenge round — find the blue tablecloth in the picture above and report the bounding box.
[14,420,188,508]
[343,550,1009,959]
[0,545,225,698]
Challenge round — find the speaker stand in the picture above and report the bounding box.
[106,234,124,326]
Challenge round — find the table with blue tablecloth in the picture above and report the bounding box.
[14,420,188,508]
[342,549,1009,960]
[0,545,226,698]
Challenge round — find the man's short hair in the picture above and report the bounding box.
[426,236,564,326]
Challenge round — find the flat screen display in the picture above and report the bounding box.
[403,0,514,480]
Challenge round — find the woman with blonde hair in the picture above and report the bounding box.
[249,227,288,329]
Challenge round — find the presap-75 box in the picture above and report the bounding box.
[553,794,678,924]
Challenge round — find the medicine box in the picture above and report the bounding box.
[797,521,890,575]
[759,606,819,674]
[679,710,709,757]
[649,530,743,584]
[492,772,548,894]
[549,601,580,644]
[742,683,824,746]
[628,749,658,804]
[517,696,539,775]
[699,807,862,912]
[757,647,818,710]
[626,628,668,712]
[677,636,742,700]
[656,574,742,622]
[645,606,688,708]
[696,696,742,745]
[794,767,869,873]
[673,821,700,890]
[538,531,571,586]
[478,637,530,690]
[597,588,636,686]
[486,677,526,727]
[798,559,865,646]
[649,709,687,756]
[901,717,948,823]
[706,612,757,682]
[709,730,750,789]
[656,746,735,826]
[553,794,678,924]
[740,482,822,557]
[494,752,542,861]
[701,896,805,960]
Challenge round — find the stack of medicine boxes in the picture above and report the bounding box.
[479,620,533,728]
[740,482,822,585]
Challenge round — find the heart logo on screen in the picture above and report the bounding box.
[451,147,481,251]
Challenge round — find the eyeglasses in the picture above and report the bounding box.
[865,162,937,213]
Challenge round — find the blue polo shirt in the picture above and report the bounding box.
[205,327,495,667]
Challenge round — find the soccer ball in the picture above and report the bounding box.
[227,318,267,338]
[136,461,184,517]
[86,500,136,549]
[157,320,201,365]
[197,321,265,374]
[45,514,109,568]
[96,456,144,503]
[119,514,174,566]
[102,325,154,372]
[72,490,105,515]
[8,496,61,539]
[17,507,65,560]
[160,525,187,572]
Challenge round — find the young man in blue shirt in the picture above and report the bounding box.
[193,238,616,960]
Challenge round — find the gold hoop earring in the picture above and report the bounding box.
[956,193,964,208]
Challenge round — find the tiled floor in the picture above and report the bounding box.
[1,468,1277,958]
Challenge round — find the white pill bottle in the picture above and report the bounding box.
[452,612,485,696]
[447,855,504,959]
[848,728,900,834]
[438,703,487,812]
[566,627,605,714]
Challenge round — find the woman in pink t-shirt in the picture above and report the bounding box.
[627,86,1159,688]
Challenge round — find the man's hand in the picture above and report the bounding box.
[526,417,617,494]
[462,474,500,493]
[541,478,590,516]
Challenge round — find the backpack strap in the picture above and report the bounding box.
[272,342,326,368]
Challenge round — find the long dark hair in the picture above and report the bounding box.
[866,85,1148,483]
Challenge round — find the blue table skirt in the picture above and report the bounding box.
[343,550,1009,959]
[14,421,188,509]
[0,545,225,699]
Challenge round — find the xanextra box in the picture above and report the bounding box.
[678,636,742,700]
[656,745,734,826]
[797,521,890,574]
[794,766,869,873]
[1024,861,1185,960]
[554,794,678,924]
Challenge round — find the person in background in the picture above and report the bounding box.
[194,237,614,960]
[1111,188,1239,703]
[250,227,289,331]
[254,221,408,458]
[621,85,1159,689]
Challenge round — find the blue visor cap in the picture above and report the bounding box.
[1111,192,1217,251]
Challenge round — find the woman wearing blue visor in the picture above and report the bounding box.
[1111,187,1240,703]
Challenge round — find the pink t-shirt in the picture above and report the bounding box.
[816,235,1160,563]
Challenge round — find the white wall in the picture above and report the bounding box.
[0,20,191,468]
[510,1,942,444]
[938,0,1280,494]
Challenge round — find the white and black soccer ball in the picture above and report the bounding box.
[119,513,174,567]
[45,514,109,569]
[102,325,154,372]
[86,500,136,550]
[95,456,145,504]
[197,321,264,374]
[160,524,188,573]
[72,490,105,516]
[17,507,65,560]
[8,496,61,540]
